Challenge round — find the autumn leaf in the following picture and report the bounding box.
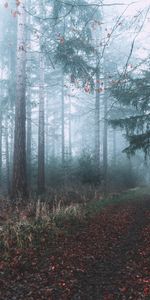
[144,287,150,296]
[84,82,91,93]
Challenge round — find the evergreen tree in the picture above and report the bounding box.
[110,60,150,157]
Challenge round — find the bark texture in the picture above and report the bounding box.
[38,55,45,195]
[95,69,100,169]
[11,1,27,199]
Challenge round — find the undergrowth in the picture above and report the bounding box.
[0,186,149,253]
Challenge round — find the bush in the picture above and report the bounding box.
[76,151,101,185]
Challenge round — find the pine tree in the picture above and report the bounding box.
[110,61,150,157]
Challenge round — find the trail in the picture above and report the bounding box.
[0,198,150,299]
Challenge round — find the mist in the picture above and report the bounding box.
[0,0,149,198]
[0,1,150,298]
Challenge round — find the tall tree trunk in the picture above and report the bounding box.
[38,54,45,195]
[61,71,65,166]
[0,59,4,188]
[68,95,72,160]
[95,68,100,170]
[103,91,108,195]
[45,93,50,184]
[112,128,116,168]
[0,109,2,188]
[45,94,49,165]
[8,17,17,179]
[5,117,10,193]
[11,0,27,199]
[52,112,56,158]
[26,87,32,187]
[26,0,32,189]
[9,109,14,179]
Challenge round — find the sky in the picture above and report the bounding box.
[0,0,149,59]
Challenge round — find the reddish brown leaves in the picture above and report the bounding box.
[84,82,91,93]
[0,199,150,299]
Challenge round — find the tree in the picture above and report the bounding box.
[11,0,28,199]
[61,70,65,166]
[26,0,32,188]
[110,60,150,157]
[38,54,45,195]
[0,61,3,187]
[94,67,100,169]
[103,86,108,194]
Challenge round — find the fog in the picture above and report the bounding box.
[0,0,150,198]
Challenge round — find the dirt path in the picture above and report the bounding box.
[0,198,150,299]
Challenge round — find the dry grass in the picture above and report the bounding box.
[0,191,86,251]
[1,184,143,252]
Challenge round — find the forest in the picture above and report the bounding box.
[0,0,150,299]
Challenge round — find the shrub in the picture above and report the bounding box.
[76,151,101,184]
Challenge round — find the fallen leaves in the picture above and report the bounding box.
[0,199,150,299]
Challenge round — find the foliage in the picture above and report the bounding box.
[52,0,100,89]
[76,151,101,184]
[55,37,95,88]
[110,63,150,157]
[42,155,143,188]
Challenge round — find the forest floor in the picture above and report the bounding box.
[0,188,150,299]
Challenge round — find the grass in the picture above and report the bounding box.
[0,186,149,252]
[85,186,150,216]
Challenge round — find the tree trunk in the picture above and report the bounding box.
[26,0,32,189]
[38,54,45,195]
[68,95,72,160]
[11,0,27,199]
[95,68,100,170]
[61,71,65,166]
[113,128,116,168]
[52,112,56,158]
[0,60,4,188]
[26,88,32,187]
[9,109,14,179]
[103,91,108,195]
[45,93,49,165]
[5,117,10,193]
[0,109,2,187]
[45,93,50,184]
[8,17,17,179]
